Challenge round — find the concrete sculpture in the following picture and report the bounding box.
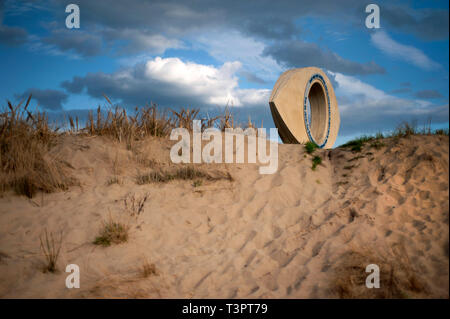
[269,67,340,149]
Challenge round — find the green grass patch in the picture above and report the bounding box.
[192,180,203,187]
[94,217,129,247]
[312,156,322,170]
[340,135,374,152]
[304,141,318,154]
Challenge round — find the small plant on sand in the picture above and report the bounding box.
[40,229,63,273]
[192,180,203,187]
[124,193,149,218]
[136,171,168,184]
[340,135,374,152]
[311,156,322,170]
[370,139,385,150]
[106,176,121,186]
[94,216,129,247]
[392,121,417,138]
[304,141,318,154]
[173,166,209,180]
[141,260,157,278]
[434,128,449,136]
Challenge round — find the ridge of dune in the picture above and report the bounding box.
[0,134,448,298]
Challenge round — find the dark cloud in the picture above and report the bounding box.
[69,0,387,47]
[414,90,444,99]
[60,66,199,107]
[43,29,103,57]
[47,1,447,42]
[383,6,449,41]
[390,87,411,94]
[239,71,267,84]
[0,1,28,46]
[263,40,385,75]
[238,17,300,40]
[17,88,68,110]
[61,76,85,94]
[5,0,448,56]
[0,24,27,45]
[61,69,164,106]
[9,1,375,56]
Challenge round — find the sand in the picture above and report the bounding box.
[0,134,448,298]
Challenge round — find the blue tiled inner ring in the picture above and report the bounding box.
[303,74,331,148]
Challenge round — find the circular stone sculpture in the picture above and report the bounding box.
[269,67,340,148]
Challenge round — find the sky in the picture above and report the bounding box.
[0,0,448,146]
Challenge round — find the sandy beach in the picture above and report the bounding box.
[0,132,448,298]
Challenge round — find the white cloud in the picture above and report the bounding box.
[370,30,440,70]
[194,30,283,83]
[143,57,270,106]
[331,71,433,112]
[106,29,184,54]
[327,71,448,135]
[331,71,388,101]
[63,56,270,108]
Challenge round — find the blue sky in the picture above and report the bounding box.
[0,0,448,146]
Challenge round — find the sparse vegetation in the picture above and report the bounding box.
[312,156,322,170]
[124,193,149,218]
[76,95,255,143]
[193,180,203,187]
[392,121,417,138]
[348,155,365,162]
[0,96,75,197]
[135,155,157,168]
[106,176,121,186]
[136,166,232,185]
[340,135,374,152]
[141,260,158,278]
[94,216,129,247]
[434,128,449,136]
[3,94,447,201]
[0,96,247,198]
[305,141,318,154]
[339,121,448,153]
[82,97,175,143]
[331,244,428,298]
[40,229,63,273]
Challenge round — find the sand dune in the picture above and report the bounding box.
[0,134,448,298]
